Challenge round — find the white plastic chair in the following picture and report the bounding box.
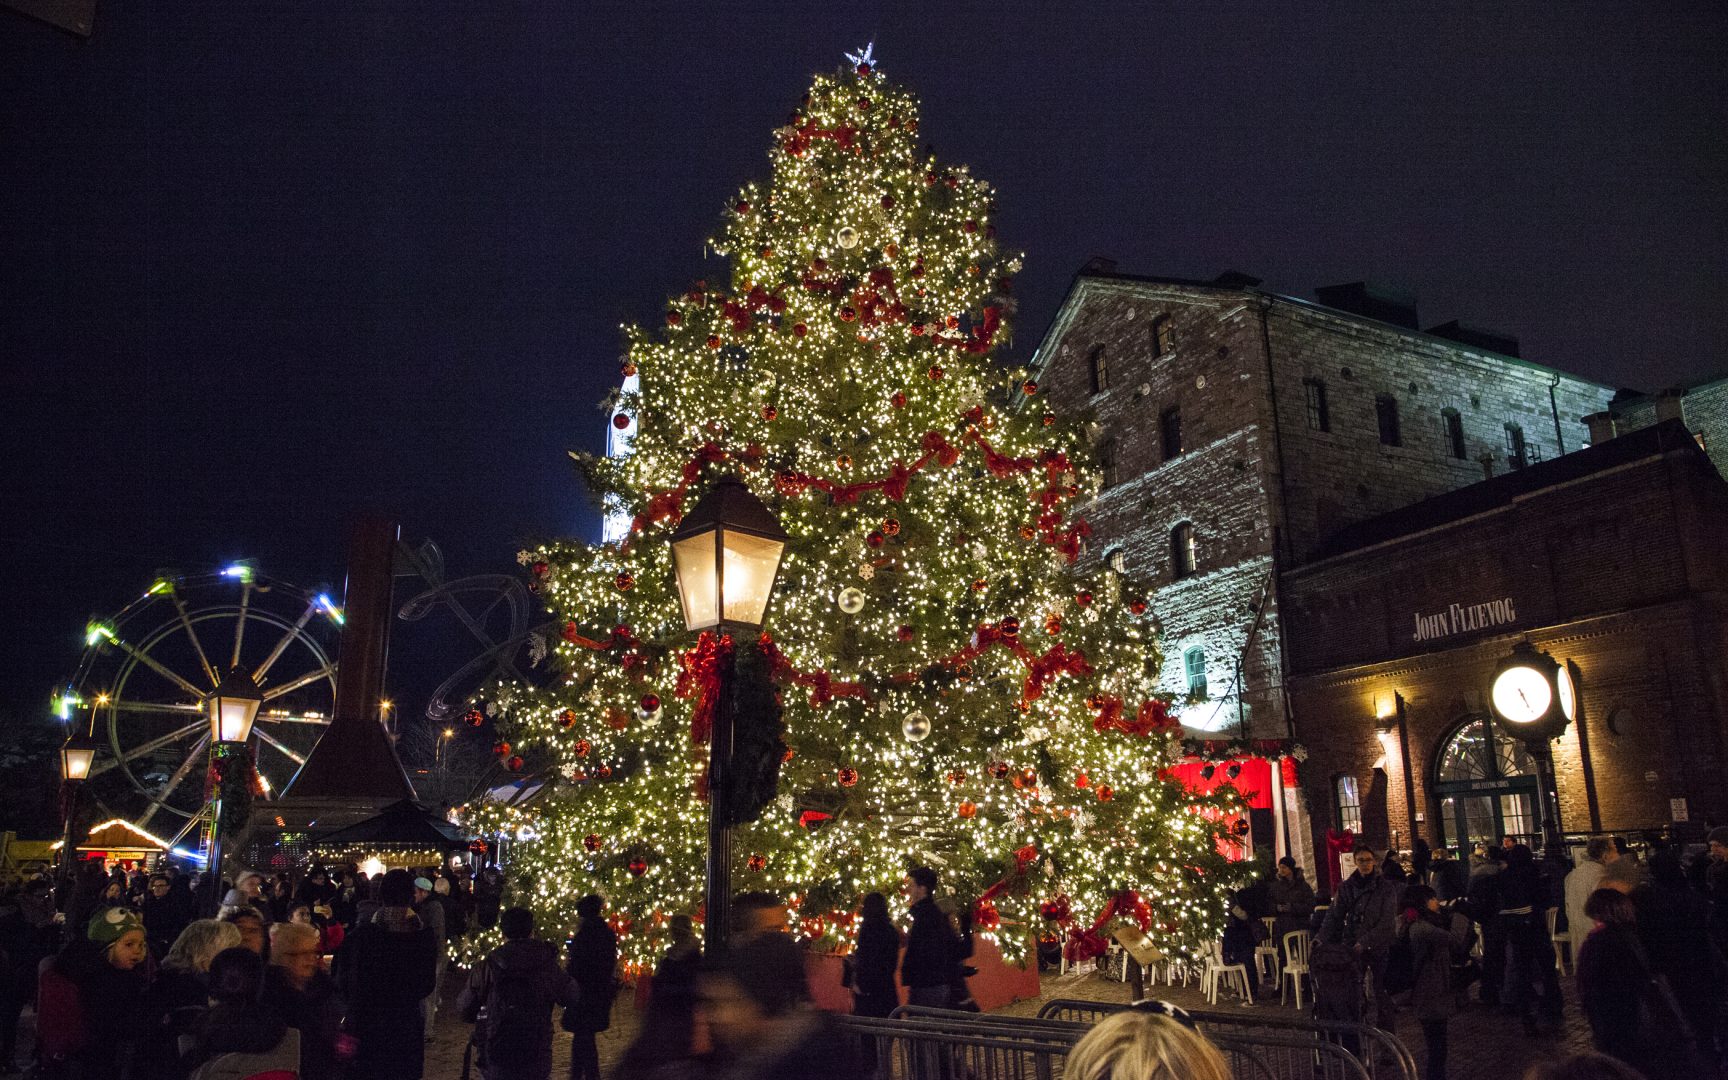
[1203,940,1255,1006]
[1280,930,1312,1010]
[1547,908,1571,975]
[1254,917,1281,984]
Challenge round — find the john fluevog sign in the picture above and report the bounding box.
[1413,597,1518,643]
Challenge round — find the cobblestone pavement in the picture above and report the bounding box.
[423,964,1597,1079]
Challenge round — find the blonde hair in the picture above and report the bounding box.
[162,919,244,974]
[1064,1011,1231,1080]
[268,920,321,963]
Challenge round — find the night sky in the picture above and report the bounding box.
[4,3,1724,739]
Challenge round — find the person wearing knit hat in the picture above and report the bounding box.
[88,906,148,970]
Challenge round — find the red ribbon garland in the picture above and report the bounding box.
[758,635,869,709]
[1091,697,1179,738]
[970,844,1042,931]
[675,632,732,746]
[1064,889,1153,963]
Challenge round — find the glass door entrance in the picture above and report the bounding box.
[1433,716,1542,851]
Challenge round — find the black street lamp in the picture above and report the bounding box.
[56,731,97,903]
[1488,641,1577,854]
[205,667,263,912]
[669,477,787,954]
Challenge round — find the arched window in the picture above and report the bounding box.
[1505,423,1527,469]
[1442,408,1466,459]
[1103,546,1128,574]
[1432,716,1541,849]
[1183,645,1208,697]
[1088,345,1109,394]
[1098,437,1120,488]
[1376,394,1402,447]
[1170,522,1197,579]
[1335,775,1363,834]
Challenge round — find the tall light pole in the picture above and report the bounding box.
[1488,642,1576,855]
[57,730,97,905]
[204,666,263,913]
[669,476,787,955]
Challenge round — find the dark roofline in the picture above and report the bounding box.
[1027,265,1617,391]
[1294,419,1713,567]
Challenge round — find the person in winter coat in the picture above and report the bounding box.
[142,873,192,961]
[457,907,579,1080]
[264,920,347,1080]
[1398,884,1471,1080]
[697,932,863,1080]
[37,905,152,1078]
[474,865,504,930]
[1499,844,1563,1034]
[1705,826,1728,957]
[0,878,60,1071]
[1268,858,1316,959]
[1466,845,1507,1005]
[1320,848,1402,1032]
[137,919,244,1080]
[187,947,300,1080]
[565,893,617,1080]
[1632,849,1724,1066]
[1564,838,1615,961]
[849,892,901,1077]
[333,868,439,1080]
[900,866,962,1009]
[1577,887,1680,1075]
[1430,847,1469,903]
[1411,837,1433,885]
[615,913,703,1078]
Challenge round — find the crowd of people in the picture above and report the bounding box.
[1216,827,1728,1080]
[1,831,1721,1080]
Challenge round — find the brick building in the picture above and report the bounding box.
[1595,375,1728,480]
[1281,421,1728,880]
[1029,267,1615,744]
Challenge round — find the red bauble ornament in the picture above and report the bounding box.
[640,694,661,715]
[1076,590,1094,607]
[1045,615,1062,635]
[944,175,959,189]
[558,709,577,729]
[1130,598,1149,615]
[706,335,722,349]
[583,833,602,851]
[897,624,915,641]
[867,530,885,548]
[615,572,635,591]
[492,739,511,757]
[928,366,945,381]
[506,754,524,772]
[605,709,629,731]
[988,761,1010,780]
[924,172,938,186]
[880,194,895,210]
[1076,772,1091,789]
[1097,785,1115,802]
[628,858,648,877]
[856,62,872,75]
[596,764,613,779]
[463,708,485,728]
[735,200,751,214]
[531,560,549,577]
[882,518,900,536]
[1022,380,1038,395]
[612,413,631,430]
[910,323,926,336]
[857,97,871,111]
[793,322,808,337]
[573,739,591,757]
[964,220,979,233]
[839,307,857,323]
[971,578,987,592]
[1020,524,1037,539]
[747,853,767,872]
[1013,767,1038,790]
[665,310,682,326]
[947,768,968,784]
[837,767,859,788]
[891,392,908,408]
[1000,617,1020,637]
[884,242,900,259]
[957,800,977,819]
[945,314,960,329]
[762,405,778,421]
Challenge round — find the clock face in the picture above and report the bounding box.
[1491,665,1553,724]
[1556,664,1577,721]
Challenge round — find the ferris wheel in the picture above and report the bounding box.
[56,566,341,848]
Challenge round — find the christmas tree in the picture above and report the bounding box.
[469,55,1246,969]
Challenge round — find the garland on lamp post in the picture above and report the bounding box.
[210,743,257,839]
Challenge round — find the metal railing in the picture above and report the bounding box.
[1035,999,1417,1080]
[838,1007,1379,1080]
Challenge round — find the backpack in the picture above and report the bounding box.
[479,960,548,1069]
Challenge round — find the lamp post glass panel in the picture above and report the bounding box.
[669,477,787,952]
[205,668,263,909]
[57,734,97,896]
[1489,643,1573,852]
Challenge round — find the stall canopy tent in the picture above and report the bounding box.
[309,799,470,864]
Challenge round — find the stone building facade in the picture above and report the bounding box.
[1029,268,1616,743]
[1280,422,1728,862]
[1598,376,1728,480]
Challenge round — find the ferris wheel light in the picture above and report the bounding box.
[221,564,254,582]
[147,579,173,596]
[84,623,115,647]
[316,594,345,625]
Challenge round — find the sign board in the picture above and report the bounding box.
[1413,597,1518,643]
[1671,798,1689,822]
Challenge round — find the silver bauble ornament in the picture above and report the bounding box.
[837,587,867,614]
[902,710,932,742]
[837,226,860,249]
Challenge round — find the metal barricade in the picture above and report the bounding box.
[1035,999,1417,1080]
[851,1008,1375,1080]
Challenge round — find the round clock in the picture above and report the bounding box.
[1491,663,1553,725]
[1556,663,1577,722]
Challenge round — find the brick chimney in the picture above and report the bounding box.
[1582,412,1618,444]
[1653,388,1687,425]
